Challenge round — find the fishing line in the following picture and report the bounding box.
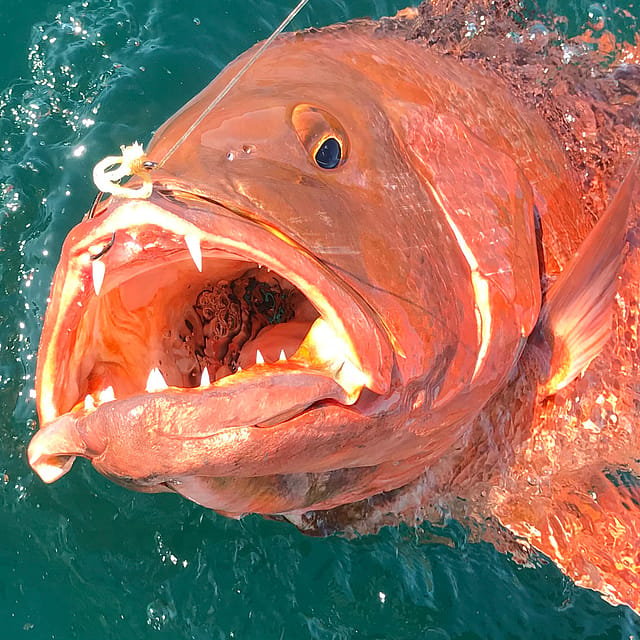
[91,0,312,202]
[158,0,313,167]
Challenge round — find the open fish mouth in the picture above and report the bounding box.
[30,185,394,483]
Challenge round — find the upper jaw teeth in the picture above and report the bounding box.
[89,231,204,297]
[184,234,202,272]
[91,260,106,296]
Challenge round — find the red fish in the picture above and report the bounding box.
[28,17,640,611]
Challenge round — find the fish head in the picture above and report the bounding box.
[29,25,542,514]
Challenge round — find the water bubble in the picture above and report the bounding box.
[587,3,606,31]
[146,583,177,630]
[146,602,172,630]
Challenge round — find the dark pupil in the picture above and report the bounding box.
[315,137,341,169]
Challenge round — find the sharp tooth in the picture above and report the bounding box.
[84,394,95,411]
[335,358,369,400]
[279,349,286,361]
[92,260,105,295]
[200,367,211,387]
[294,318,368,402]
[99,386,115,403]
[255,349,264,365]
[146,367,168,393]
[185,234,202,272]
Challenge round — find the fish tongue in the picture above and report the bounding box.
[191,362,350,433]
[28,412,99,483]
[237,320,311,369]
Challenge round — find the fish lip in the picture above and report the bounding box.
[35,186,394,429]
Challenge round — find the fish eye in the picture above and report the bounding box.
[314,137,342,170]
[291,104,349,171]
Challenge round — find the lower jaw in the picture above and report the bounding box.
[164,452,434,517]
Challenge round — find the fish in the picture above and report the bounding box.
[27,11,640,613]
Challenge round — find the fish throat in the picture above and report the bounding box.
[169,270,301,385]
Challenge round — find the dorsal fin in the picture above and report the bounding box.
[540,154,639,395]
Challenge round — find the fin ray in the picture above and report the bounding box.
[540,154,639,394]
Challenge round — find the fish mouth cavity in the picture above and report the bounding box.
[41,194,389,428]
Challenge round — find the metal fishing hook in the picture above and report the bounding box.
[89,232,116,261]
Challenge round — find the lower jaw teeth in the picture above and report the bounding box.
[98,386,115,403]
[199,367,211,386]
[146,367,169,392]
[81,318,368,414]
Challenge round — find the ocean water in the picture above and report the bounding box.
[1,0,639,638]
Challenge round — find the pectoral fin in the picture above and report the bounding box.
[540,154,639,395]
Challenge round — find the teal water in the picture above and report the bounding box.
[1,0,639,638]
